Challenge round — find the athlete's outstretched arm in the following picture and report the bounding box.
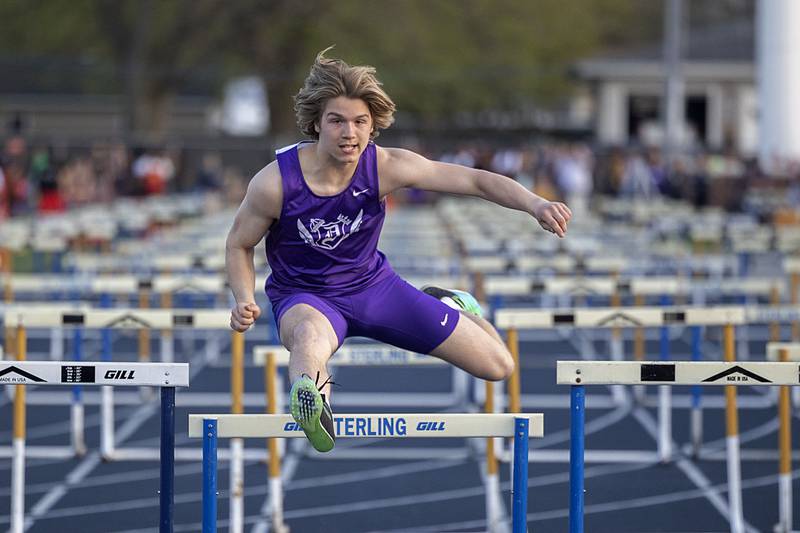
[377,147,572,237]
[225,162,282,331]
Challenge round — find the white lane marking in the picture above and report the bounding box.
[632,406,759,533]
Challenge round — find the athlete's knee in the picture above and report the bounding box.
[287,320,332,352]
[485,346,514,381]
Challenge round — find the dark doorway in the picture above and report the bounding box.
[685,95,708,145]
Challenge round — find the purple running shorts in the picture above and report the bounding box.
[268,272,460,354]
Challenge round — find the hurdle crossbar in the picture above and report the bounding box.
[556,360,795,533]
[3,361,189,533]
[190,413,541,533]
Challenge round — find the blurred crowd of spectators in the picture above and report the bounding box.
[432,142,764,214]
[0,134,244,219]
[1,130,796,221]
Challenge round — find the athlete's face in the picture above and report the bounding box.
[316,97,373,164]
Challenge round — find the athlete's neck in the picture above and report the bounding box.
[302,143,359,193]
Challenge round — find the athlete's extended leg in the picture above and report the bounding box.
[424,287,513,381]
[279,302,341,452]
[429,312,514,381]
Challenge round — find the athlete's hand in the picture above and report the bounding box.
[230,302,261,332]
[533,201,572,238]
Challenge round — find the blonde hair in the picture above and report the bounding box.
[294,48,396,139]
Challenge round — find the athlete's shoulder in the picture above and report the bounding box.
[246,160,282,219]
[375,145,426,168]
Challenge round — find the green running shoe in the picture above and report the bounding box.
[422,286,484,318]
[289,374,336,453]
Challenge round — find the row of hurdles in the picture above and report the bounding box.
[4,351,799,533]
[3,304,800,532]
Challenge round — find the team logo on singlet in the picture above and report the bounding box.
[297,209,364,250]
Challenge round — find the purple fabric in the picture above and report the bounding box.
[270,272,460,354]
[265,141,389,295]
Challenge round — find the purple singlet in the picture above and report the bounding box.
[264,141,459,354]
[265,141,390,295]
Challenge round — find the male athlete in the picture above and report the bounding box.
[226,50,571,452]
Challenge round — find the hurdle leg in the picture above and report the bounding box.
[100,293,115,461]
[778,348,792,533]
[690,325,703,458]
[609,291,625,405]
[265,352,288,533]
[633,294,645,403]
[11,325,27,533]
[723,324,744,533]
[71,328,86,456]
[485,380,504,533]
[160,386,176,533]
[139,288,154,400]
[511,417,529,533]
[230,331,245,533]
[202,418,218,533]
[569,385,585,533]
[658,303,672,463]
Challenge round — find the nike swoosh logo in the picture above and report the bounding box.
[440,314,448,326]
[352,188,369,197]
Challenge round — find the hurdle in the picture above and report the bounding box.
[1,307,228,461]
[188,412,543,533]
[1,358,189,533]
[557,360,799,533]
[496,305,747,464]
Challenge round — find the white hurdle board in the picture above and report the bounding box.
[189,413,543,439]
[557,361,799,386]
[0,361,189,386]
[495,306,745,329]
[2,308,230,329]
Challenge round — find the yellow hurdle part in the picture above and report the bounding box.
[792,273,799,341]
[633,294,645,361]
[770,286,781,342]
[230,330,245,533]
[507,327,520,414]
[12,324,27,533]
[138,289,151,363]
[779,347,793,532]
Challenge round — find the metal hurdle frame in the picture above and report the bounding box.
[188,413,543,533]
[496,305,747,464]
[557,360,799,533]
[1,358,189,533]
[2,308,230,462]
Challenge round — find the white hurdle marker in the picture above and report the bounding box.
[557,360,799,533]
[189,412,543,533]
[1,358,189,533]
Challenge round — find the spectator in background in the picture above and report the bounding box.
[195,152,224,192]
[30,146,65,213]
[58,156,97,206]
[132,149,175,195]
[2,135,30,216]
[554,143,593,217]
[621,148,658,199]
